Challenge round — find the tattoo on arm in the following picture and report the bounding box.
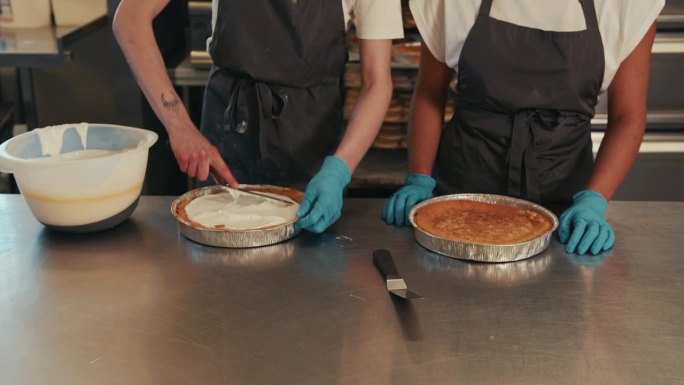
[161,92,181,114]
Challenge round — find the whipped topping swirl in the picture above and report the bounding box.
[35,123,89,157]
[184,189,299,230]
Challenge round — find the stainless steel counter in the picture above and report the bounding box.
[0,195,682,385]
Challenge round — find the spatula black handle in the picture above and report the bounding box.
[373,249,399,278]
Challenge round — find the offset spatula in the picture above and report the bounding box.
[373,249,424,300]
[209,171,294,207]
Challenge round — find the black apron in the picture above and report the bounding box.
[435,0,605,204]
[201,0,347,188]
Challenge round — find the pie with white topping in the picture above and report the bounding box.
[175,186,303,231]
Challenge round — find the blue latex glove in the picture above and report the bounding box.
[296,156,351,233]
[382,174,436,227]
[558,190,615,255]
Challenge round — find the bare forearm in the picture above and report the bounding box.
[408,44,452,176]
[335,78,393,172]
[335,39,394,173]
[408,92,447,175]
[587,117,645,200]
[112,0,236,184]
[113,4,193,136]
[586,23,655,200]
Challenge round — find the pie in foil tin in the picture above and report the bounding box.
[409,194,559,263]
[171,185,303,248]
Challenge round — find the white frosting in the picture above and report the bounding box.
[34,123,89,156]
[32,149,118,161]
[185,190,299,230]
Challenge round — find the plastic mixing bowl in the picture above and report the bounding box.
[0,123,158,232]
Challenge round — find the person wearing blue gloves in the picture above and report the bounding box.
[383,0,663,255]
[114,0,403,233]
[295,156,351,233]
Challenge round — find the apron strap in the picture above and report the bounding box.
[224,76,288,160]
[524,133,540,203]
[508,110,544,203]
[579,0,600,32]
[508,111,534,201]
[479,0,494,17]
[224,78,250,134]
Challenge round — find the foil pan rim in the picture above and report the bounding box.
[170,184,300,233]
[170,184,302,248]
[408,193,559,263]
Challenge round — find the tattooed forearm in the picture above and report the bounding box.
[161,92,181,114]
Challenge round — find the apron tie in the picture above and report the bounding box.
[508,110,586,202]
[224,76,288,159]
[508,110,539,202]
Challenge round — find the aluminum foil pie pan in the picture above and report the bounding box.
[408,194,559,263]
[171,185,302,248]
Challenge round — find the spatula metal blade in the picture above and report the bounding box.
[389,289,424,300]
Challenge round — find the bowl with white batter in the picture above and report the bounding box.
[171,185,303,248]
[0,123,158,232]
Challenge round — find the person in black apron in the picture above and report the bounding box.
[203,0,348,189]
[384,0,657,255]
[202,0,351,234]
[114,0,399,233]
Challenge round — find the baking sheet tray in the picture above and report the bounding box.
[170,185,301,248]
[408,194,559,263]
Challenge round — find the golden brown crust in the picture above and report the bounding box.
[176,198,205,229]
[414,199,554,245]
[175,186,303,231]
[243,186,304,204]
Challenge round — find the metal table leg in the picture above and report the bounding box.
[18,67,37,130]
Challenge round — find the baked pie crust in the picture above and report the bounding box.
[414,199,554,245]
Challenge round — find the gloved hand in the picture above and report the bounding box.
[558,190,615,255]
[296,156,351,233]
[382,174,436,227]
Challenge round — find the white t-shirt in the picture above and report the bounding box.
[409,0,665,92]
[211,0,404,40]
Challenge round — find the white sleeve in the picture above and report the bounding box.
[599,0,665,89]
[409,0,445,62]
[616,0,664,63]
[353,0,404,39]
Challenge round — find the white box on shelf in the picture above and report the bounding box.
[0,0,52,28]
[51,0,106,26]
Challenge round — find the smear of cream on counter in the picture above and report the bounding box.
[185,190,299,230]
